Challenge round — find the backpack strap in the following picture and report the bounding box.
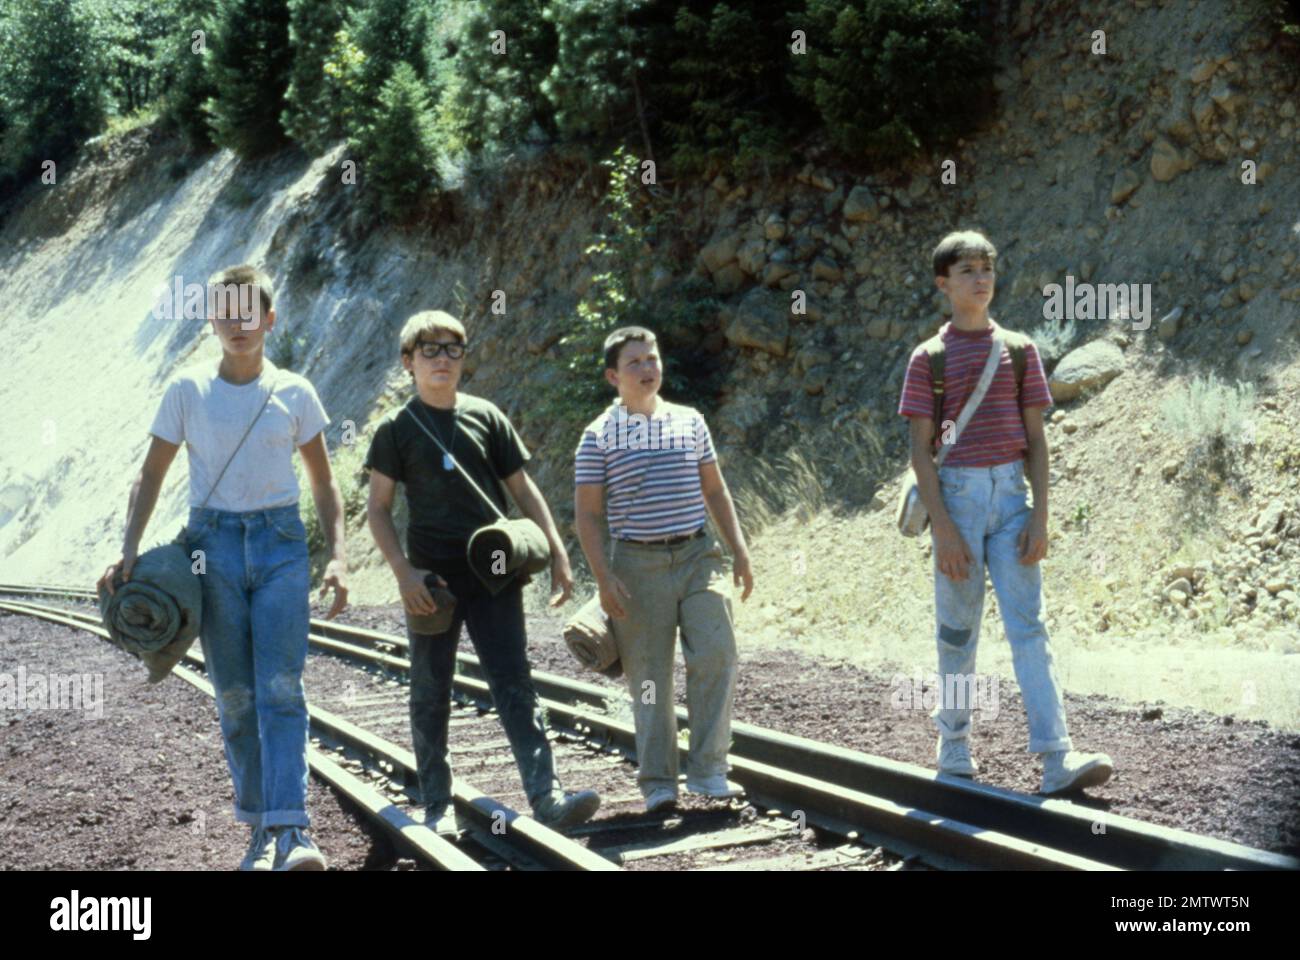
[921,333,946,429]
[999,327,1032,397]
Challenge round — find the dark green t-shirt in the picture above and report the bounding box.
[364,393,530,565]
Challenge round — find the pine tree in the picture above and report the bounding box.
[354,60,440,221]
[160,0,221,149]
[440,0,556,155]
[541,0,643,144]
[205,0,293,157]
[281,0,348,153]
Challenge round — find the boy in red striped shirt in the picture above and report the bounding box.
[898,230,1113,795]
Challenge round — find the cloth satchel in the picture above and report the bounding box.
[98,373,279,682]
[897,332,1004,537]
[401,400,551,597]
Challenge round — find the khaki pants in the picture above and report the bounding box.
[609,530,737,796]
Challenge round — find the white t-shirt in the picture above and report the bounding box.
[149,358,329,511]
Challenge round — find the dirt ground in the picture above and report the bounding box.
[1,599,1296,872]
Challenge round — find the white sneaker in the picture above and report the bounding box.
[685,774,746,798]
[271,826,327,871]
[238,826,275,871]
[644,787,678,813]
[1041,750,1113,795]
[936,736,979,777]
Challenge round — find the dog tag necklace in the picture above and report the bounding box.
[428,408,456,470]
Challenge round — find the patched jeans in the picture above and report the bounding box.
[187,504,312,828]
[406,559,560,813]
[931,460,1072,754]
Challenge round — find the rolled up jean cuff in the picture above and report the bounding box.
[1028,736,1073,754]
[259,808,311,829]
[233,803,261,827]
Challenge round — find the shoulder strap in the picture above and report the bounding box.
[934,332,1004,467]
[198,371,278,510]
[999,327,1031,394]
[402,399,507,522]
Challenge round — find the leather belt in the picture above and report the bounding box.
[618,528,705,547]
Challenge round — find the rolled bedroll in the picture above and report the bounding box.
[563,594,623,679]
[97,541,202,683]
[466,517,551,595]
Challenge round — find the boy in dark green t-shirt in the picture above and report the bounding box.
[365,310,600,832]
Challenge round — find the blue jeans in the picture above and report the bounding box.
[186,504,312,828]
[406,558,560,813]
[931,460,1072,753]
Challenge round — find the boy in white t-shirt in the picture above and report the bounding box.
[98,265,348,871]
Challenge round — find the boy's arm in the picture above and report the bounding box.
[574,482,630,619]
[502,468,573,606]
[1019,406,1050,564]
[297,432,349,618]
[365,467,440,615]
[698,460,753,601]
[98,435,180,595]
[909,416,973,582]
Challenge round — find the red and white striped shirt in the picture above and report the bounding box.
[897,320,1052,467]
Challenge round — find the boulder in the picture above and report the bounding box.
[1049,340,1125,402]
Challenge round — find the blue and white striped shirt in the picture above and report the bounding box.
[574,401,717,540]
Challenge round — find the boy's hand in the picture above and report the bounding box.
[732,551,754,601]
[398,565,443,615]
[97,545,138,597]
[1018,512,1049,565]
[548,554,574,607]
[597,573,632,620]
[318,559,349,619]
[933,521,973,581]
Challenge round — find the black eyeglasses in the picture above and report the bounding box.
[415,340,466,360]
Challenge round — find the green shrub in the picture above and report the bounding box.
[1161,373,1257,474]
[159,0,221,149]
[790,0,995,164]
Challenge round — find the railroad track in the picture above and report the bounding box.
[2,582,1296,873]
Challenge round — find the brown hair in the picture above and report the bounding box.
[932,230,998,277]
[603,326,657,370]
[207,264,273,320]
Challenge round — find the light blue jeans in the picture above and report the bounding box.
[186,504,313,828]
[931,459,1072,753]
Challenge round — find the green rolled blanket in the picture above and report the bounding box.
[97,541,202,683]
[466,517,551,595]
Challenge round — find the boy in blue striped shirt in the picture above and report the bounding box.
[574,327,754,813]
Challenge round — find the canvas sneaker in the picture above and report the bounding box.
[238,826,276,872]
[533,789,601,830]
[424,803,459,837]
[1041,750,1113,795]
[685,773,746,798]
[936,736,979,777]
[271,826,327,871]
[644,787,678,814]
